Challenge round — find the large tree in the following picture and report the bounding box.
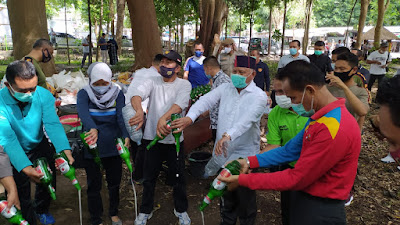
[302,0,313,55]
[198,0,229,56]
[115,0,125,55]
[7,0,57,76]
[355,0,370,49]
[127,0,162,70]
[374,0,390,48]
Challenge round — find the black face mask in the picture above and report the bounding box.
[42,49,52,63]
[334,69,354,82]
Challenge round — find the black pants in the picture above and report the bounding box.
[212,129,217,143]
[85,156,122,225]
[270,165,293,225]
[220,186,257,225]
[12,137,56,225]
[140,140,188,214]
[290,191,346,225]
[81,53,90,68]
[367,74,385,91]
[130,140,145,181]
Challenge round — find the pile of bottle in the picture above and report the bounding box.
[190,84,212,103]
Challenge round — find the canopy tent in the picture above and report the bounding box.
[363,27,400,41]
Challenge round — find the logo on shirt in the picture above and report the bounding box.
[258,68,262,72]
[279,125,288,131]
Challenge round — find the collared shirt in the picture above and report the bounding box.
[357,65,371,84]
[184,56,209,88]
[0,87,70,172]
[187,81,268,176]
[254,60,270,91]
[210,70,231,129]
[239,98,361,200]
[23,56,47,89]
[308,54,333,75]
[278,54,310,69]
[327,85,370,118]
[130,76,191,144]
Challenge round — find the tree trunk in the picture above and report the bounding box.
[303,0,313,55]
[280,0,287,57]
[198,0,228,56]
[116,0,125,55]
[169,26,172,49]
[239,13,242,49]
[110,0,115,36]
[88,0,93,65]
[225,15,228,39]
[268,5,272,55]
[127,0,162,70]
[180,18,184,53]
[65,0,70,65]
[374,0,390,48]
[96,0,104,62]
[7,0,57,76]
[356,0,370,49]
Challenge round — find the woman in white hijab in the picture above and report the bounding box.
[77,62,130,225]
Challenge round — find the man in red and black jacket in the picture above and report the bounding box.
[219,60,361,225]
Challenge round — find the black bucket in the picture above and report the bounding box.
[188,151,212,178]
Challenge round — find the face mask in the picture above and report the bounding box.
[160,65,176,78]
[331,63,335,70]
[224,47,232,54]
[195,51,203,57]
[314,50,323,56]
[275,95,292,109]
[9,85,35,102]
[42,49,52,63]
[334,69,354,82]
[291,88,315,117]
[289,48,298,56]
[231,74,248,89]
[92,85,110,95]
[206,74,212,79]
[250,56,257,60]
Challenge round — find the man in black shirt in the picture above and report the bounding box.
[351,48,371,84]
[250,50,270,92]
[308,41,333,79]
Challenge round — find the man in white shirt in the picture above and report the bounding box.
[278,40,310,72]
[172,55,268,225]
[81,35,92,68]
[129,50,192,225]
[367,42,391,91]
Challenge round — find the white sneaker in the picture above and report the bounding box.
[381,153,396,163]
[174,209,191,225]
[134,212,153,225]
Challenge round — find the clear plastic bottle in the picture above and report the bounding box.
[122,105,143,146]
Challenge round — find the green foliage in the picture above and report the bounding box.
[366,0,400,26]
[266,61,279,79]
[272,29,282,42]
[227,0,262,17]
[154,0,198,33]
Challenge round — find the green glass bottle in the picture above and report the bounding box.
[146,121,172,150]
[199,160,242,211]
[80,132,102,168]
[116,138,133,173]
[33,158,56,200]
[54,151,81,191]
[170,113,182,155]
[0,200,30,225]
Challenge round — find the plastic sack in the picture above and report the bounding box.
[122,104,143,145]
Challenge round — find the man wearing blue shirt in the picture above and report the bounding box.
[250,50,270,92]
[0,61,74,225]
[183,43,210,88]
[98,33,109,63]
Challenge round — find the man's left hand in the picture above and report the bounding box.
[215,136,230,157]
[124,137,131,148]
[217,174,240,191]
[326,74,347,89]
[63,150,75,165]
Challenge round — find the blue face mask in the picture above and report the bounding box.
[195,51,203,57]
[231,74,248,89]
[291,88,315,117]
[206,74,212,79]
[9,85,35,102]
[331,63,335,70]
[289,48,298,56]
[92,85,110,94]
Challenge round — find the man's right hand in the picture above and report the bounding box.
[129,109,144,130]
[22,166,43,183]
[171,117,193,134]
[225,158,250,174]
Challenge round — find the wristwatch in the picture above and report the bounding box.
[222,132,231,140]
[246,157,251,168]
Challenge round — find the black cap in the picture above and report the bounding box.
[154,54,164,61]
[235,55,257,70]
[162,50,182,66]
[380,42,389,48]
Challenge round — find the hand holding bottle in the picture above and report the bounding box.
[171,117,192,134]
[156,116,172,138]
[22,166,43,184]
[84,128,98,145]
[215,135,231,157]
[128,108,144,130]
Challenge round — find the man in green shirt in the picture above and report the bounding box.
[262,78,308,225]
[23,39,54,89]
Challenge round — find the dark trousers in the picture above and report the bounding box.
[212,129,217,143]
[290,191,346,225]
[130,140,145,181]
[140,140,188,214]
[220,186,257,225]
[85,156,122,225]
[81,53,90,68]
[12,137,56,225]
[270,165,293,225]
[367,74,385,91]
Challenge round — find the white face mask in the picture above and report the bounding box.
[224,47,232,53]
[275,95,292,109]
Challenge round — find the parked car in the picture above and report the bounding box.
[249,37,280,55]
[50,32,81,49]
[122,35,133,48]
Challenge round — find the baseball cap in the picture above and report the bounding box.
[380,42,389,48]
[235,55,257,70]
[162,50,182,66]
